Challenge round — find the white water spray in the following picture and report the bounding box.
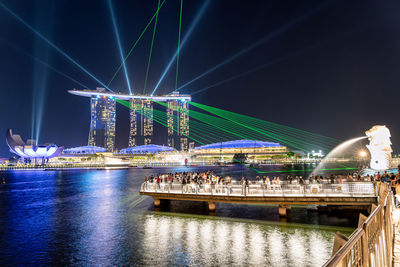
[313,136,367,174]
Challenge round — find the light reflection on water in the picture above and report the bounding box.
[141,214,335,266]
[0,166,355,266]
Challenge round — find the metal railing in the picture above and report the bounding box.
[140,181,376,197]
[323,183,394,267]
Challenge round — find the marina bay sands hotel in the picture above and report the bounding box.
[69,88,191,152]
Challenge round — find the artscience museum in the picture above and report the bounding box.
[6,129,63,163]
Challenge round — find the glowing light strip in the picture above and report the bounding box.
[68,89,191,101]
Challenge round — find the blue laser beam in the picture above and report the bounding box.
[0,38,90,89]
[151,0,211,96]
[107,0,132,95]
[0,2,112,91]
[176,1,330,92]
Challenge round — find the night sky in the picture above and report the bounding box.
[1,0,400,157]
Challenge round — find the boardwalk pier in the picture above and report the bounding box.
[140,181,377,216]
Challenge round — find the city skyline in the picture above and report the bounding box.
[1,0,400,156]
[1,1,399,266]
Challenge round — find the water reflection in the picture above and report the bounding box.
[0,167,355,265]
[141,214,337,266]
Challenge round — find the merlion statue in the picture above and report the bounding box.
[365,125,392,170]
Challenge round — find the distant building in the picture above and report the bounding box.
[167,94,189,151]
[194,140,287,156]
[6,129,63,162]
[88,88,116,151]
[142,99,153,145]
[63,145,106,154]
[128,99,154,146]
[119,144,174,154]
[69,89,191,150]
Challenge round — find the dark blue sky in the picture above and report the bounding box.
[1,0,400,157]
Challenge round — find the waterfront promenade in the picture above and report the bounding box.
[140,179,377,215]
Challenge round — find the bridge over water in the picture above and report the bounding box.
[140,181,377,216]
[141,181,400,265]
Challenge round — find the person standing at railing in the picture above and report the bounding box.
[156,176,161,191]
[181,177,186,193]
[144,177,148,190]
[390,173,398,194]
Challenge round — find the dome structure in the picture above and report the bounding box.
[119,144,174,154]
[63,145,106,154]
[6,129,63,160]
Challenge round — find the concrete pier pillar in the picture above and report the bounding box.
[278,204,287,217]
[154,198,161,207]
[208,202,216,211]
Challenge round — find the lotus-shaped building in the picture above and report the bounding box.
[6,129,63,161]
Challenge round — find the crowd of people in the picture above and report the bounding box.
[142,170,400,195]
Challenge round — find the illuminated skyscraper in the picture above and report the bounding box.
[88,88,116,151]
[129,99,153,146]
[178,101,189,151]
[128,99,138,147]
[167,100,177,148]
[142,99,153,145]
[166,99,189,151]
[69,89,190,150]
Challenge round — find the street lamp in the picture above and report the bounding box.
[359,150,367,158]
[358,150,368,168]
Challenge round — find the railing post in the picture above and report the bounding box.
[361,222,369,266]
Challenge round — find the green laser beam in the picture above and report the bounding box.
[175,0,183,90]
[189,101,340,144]
[119,99,260,171]
[156,100,333,149]
[117,99,205,145]
[256,167,358,174]
[188,102,329,152]
[155,101,327,152]
[143,0,161,93]
[108,0,167,88]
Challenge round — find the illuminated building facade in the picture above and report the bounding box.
[178,101,189,151]
[6,129,63,163]
[128,99,139,147]
[88,89,116,151]
[167,98,190,151]
[142,99,153,145]
[129,99,154,146]
[167,100,177,148]
[194,140,288,155]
